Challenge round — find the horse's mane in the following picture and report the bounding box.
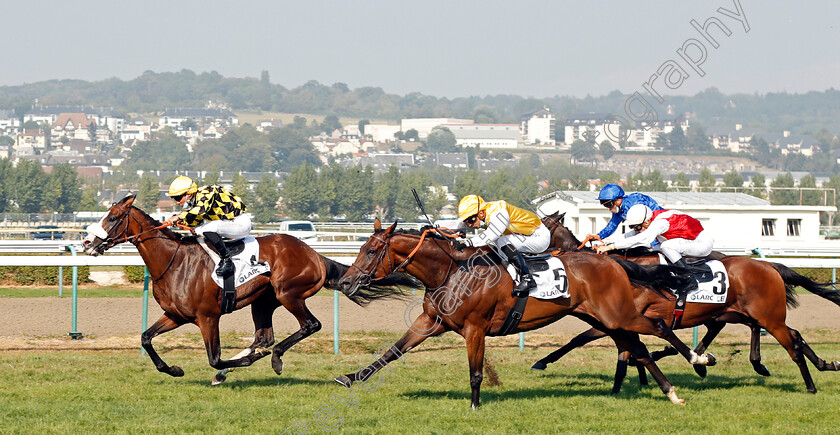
[375,227,456,241]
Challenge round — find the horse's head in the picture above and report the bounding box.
[338,220,400,295]
[542,211,583,251]
[83,194,138,256]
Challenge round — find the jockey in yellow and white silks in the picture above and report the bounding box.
[452,195,551,297]
[164,175,251,277]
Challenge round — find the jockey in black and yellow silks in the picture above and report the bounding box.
[165,176,251,277]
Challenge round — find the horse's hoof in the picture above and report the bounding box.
[705,353,717,366]
[693,365,707,377]
[271,355,284,376]
[211,372,227,385]
[335,375,352,387]
[753,363,771,377]
[169,366,184,377]
[531,361,547,370]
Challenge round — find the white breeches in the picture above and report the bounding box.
[497,224,551,254]
[656,230,713,263]
[194,214,252,239]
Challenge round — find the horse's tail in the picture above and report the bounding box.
[611,256,690,298]
[320,255,420,306]
[769,262,840,309]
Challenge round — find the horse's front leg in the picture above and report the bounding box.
[463,324,487,410]
[631,316,718,367]
[141,313,186,377]
[335,312,446,387]
[213,298,278,385]
[531,327,608,370]
[197,315,261,371]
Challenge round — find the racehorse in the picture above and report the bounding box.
[334,221,718,408]
[82,195,414,384]
[536,211,840,394]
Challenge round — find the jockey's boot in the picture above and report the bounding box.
[204,232,234,277]
[502,245,536,297]
[675,258,699,291]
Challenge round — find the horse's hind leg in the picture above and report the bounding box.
[213,297,279,385]
[750,324,771,376]
[271,300,321,376]
[791,328,840,372]
[531,327,607,370]
[763,322,816,393]
[609,330,684,405]
[142,313,186,377]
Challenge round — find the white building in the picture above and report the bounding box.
[363,124,401,142]
[564,113,622,149]
[400,118,473,139]
[444,124,521,149]
[532,190,836,254]
[159,108,238,128]
[520,108,555,145]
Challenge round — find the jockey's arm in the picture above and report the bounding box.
[596,213,623,240]
[464,207,510,248]
[611,219,669,250]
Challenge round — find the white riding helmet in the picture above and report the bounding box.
[625,204,652,227]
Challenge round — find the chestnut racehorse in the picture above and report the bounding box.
[83,195,413,383]
[334,221,717,408]
[536,211,840,394]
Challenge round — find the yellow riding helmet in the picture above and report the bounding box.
[457,194,485,221]
[168,175,198,197]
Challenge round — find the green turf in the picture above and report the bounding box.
[1,332,839,434]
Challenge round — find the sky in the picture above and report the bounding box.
[4,0,840,99]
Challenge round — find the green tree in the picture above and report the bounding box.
[136,174,160,211]
[230,173,253,205]
[0,158,12,212]
[403,129,419,141]
[125,130,191,170]
[722,169,744,191]
[316,164,343,219]
[78,185,103,211]
[671,172,690,190]
[424,126,457,152]
[798,173,821,206]
[9,159,47,212]
[44,164,83,213]
[358,119,370,135]
[599,171,621,188]
[373,165,401,220]
[452,169,484,200]
[203,171,220,186]
[339,166,374,221]
[252,174,280,223]
[698,168,716,189]
[748,172,767,199]
[570,139,596,163]
[280,163,318,219]
[320,115,342,134]
[599,140,615,160]
[769,172,796,205]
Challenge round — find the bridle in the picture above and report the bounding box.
[349,227,460,290]
[93,203,182,282]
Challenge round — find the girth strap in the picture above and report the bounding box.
[495,295,528,336]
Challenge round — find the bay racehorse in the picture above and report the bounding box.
[83,195,415,384]
[334,221,718,408]
[536,211,840,394]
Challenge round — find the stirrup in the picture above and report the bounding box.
[512,275,535,297]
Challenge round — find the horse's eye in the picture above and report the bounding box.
[367,249,376,256]
[108,216,117,222]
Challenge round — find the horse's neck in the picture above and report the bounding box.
[130,210,189,275]
[395,236,502,290]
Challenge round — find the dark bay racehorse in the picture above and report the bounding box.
[537,211,840,394]
[83,195,413,383]
[334,221,717,408]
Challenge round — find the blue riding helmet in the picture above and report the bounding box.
[598,184,625,201]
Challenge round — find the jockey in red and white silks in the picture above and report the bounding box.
[595,204,713,264]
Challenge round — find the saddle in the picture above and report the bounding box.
[683,260,715,283]
[223,238,247,256]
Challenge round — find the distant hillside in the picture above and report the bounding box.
[1,70,839,135]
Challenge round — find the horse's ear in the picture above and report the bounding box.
[120,194,136,207]
[558,212,566,224]
[373,218,381,230]
[386,221,398,234]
